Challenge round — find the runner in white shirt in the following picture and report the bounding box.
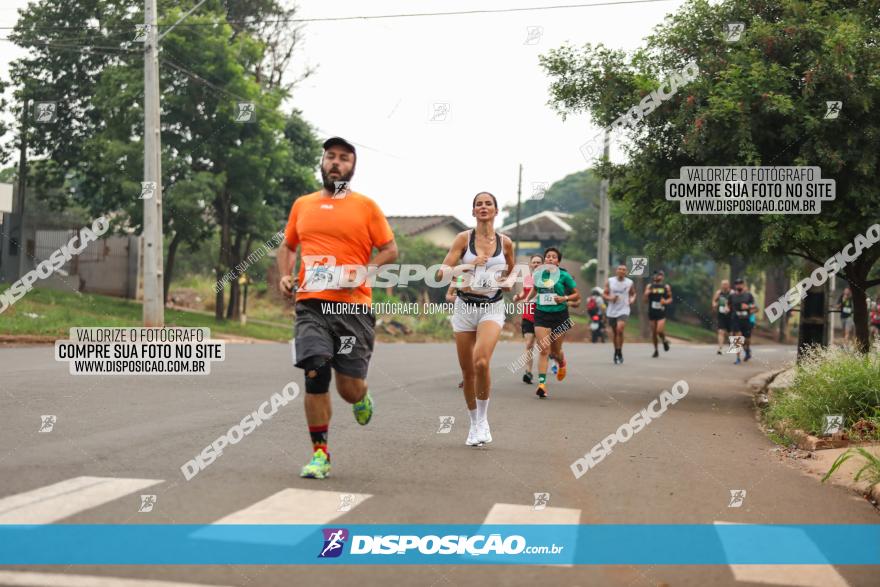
[603,264,636,364]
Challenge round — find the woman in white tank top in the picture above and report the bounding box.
[438,192,514,447]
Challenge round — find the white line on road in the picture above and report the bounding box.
[0,571,235,587]
[727,565,849,587]
[208,487,372,525]
[714,521,849,586]
[0,476,162,524]
[191,487,372,546]
[482,503,580,567]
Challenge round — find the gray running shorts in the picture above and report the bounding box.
[293,299,375,379]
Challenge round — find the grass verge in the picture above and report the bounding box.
[764,343,880,441]
[0,286,290,342]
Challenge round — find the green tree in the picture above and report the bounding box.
[6,0,320,318]
[541,0,880,351]
[6,0,135,197]
[393,234,448,303]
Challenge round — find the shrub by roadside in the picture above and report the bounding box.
[764,343,880,442]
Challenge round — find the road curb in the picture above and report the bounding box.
[800,445,880,509]
[0,335,57,347]
[752,367,854,452]
[747,368,785,393]
[770,421,851,451]
[752,368,879,507]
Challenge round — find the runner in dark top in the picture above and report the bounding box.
[643,270,672,358]
[729,278,756,364]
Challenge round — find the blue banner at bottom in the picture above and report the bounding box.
[0,525,878,565]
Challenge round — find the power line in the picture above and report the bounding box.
[0,0,674,31]
[0,36,129,46]
[0,37,139,54]
[160,56,403,158]
[161,57,248,103]
[0,28,144,46]
[206,0,677,25]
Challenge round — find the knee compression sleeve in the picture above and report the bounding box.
[302,358,331,394]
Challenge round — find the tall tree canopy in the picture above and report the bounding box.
[6,0,321,317]
[541,0,880,350]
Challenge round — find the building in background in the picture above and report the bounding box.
[499,210,573,255]
[386,215,468,249]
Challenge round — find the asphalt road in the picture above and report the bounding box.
[0,340,877,587]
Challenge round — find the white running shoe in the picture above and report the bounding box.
[466,423,482,446]
[477,420,492,444]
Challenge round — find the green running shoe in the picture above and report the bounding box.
[353,392,373,425]
[300,448,331,479]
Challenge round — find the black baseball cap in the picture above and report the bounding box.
[322,136,356,156]
[734,277,745,284]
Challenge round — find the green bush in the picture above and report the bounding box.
[413,312,453,338]
[766,343,880,438]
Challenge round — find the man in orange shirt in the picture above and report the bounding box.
[277,137,398,479]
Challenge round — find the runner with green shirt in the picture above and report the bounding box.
[524,247,580,399]
[712,280,732,355]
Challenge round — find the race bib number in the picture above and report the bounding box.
[736,310,748,318]
[539,293,557,305]
[719,305,729,314]
[301,265,338,291]
[472,268,493,289]
[590,322,600,331]
[842,307,852,316]
[651,301,663,310]
[472,266,503,291]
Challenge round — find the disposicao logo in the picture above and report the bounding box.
[319,528,349,558]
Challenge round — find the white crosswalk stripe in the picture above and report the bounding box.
[714,521,849,586]
[191,487,372,546]
[481,502,580,567]
[208,487,372,525]
[726,565,849,587]
[0,476,162,524]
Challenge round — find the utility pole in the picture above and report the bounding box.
[827,273,836,346]
[798,262,828,359]
[595,131,610,290]
[514,163,522,259]
[143,0,164,326]
[15,99,29,281]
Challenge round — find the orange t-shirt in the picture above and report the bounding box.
[284,191,394,305]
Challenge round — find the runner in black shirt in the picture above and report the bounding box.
[643,270,672,358]
[729,278,756,364]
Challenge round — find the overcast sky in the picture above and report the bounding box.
[0,0,688,224]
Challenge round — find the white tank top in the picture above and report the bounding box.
[461,230,506,296]
[606,276,634,318]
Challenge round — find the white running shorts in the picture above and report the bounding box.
[451,298,506,333]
